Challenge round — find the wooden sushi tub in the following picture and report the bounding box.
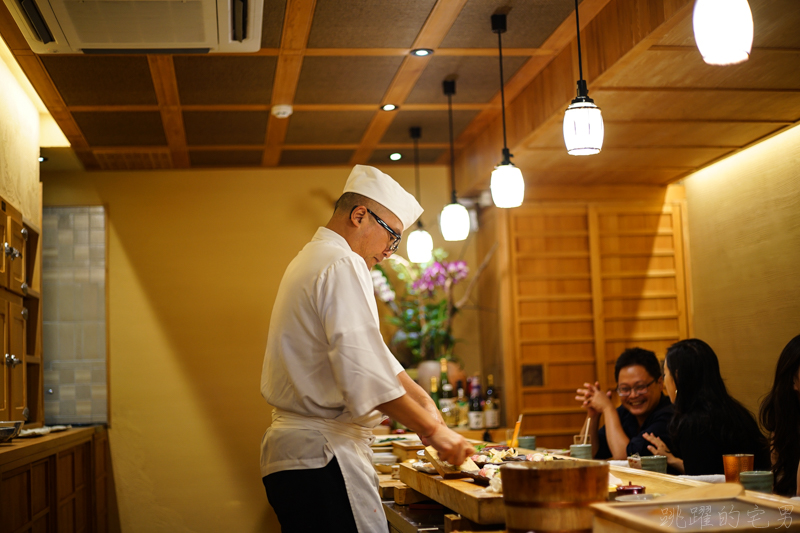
[397,456,713,527]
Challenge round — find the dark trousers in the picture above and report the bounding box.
[263,457,359,533]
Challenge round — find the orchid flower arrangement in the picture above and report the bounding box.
[371,246,496,365]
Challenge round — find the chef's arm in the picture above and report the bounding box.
[397,371,445,426]
[377,376,474,465]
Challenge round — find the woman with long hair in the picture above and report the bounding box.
[759,334,800,496]
[644,338,769,475]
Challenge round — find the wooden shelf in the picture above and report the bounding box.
[25,356,41,364]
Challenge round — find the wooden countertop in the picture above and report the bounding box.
[0,427,99,468]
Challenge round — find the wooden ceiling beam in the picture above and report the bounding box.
[349,0,469,165]
[452,0,697,196]
[148,55,189,169]
[67,102,490,113]
[263,0,317,167]
[438,0,614,169]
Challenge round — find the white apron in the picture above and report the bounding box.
[269,409,389,533]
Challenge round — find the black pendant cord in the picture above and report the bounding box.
[497,30,509,154]
[447,91,457,204]
[414,135,424,229]
[575,0,584,83]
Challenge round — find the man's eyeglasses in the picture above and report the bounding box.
[616,379,655,397]
[366,208,401,253]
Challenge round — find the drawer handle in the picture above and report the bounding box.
[5,354,21,368]
[21,227,28,241]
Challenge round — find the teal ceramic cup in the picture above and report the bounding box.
[640,455,668,474]
[739,471,773,493]
[570,444,592,459]
[517,436,536,450]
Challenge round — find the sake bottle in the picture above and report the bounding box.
[456,380,469,427]
[468,380,485,430]
[440,383,457,427]
[430,376,440,409]
[438,358,455,413]
[483,374,500,429]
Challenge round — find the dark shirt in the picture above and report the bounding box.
[672,415,770,476]
[596,394,674,459]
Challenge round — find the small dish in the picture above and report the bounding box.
[616,493,656,502]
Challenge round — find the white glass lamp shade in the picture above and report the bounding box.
[693,0,753,66]
[440,203,470,241]
[490,164,525,208]
[406,228,433,263]
[563,99,604,156]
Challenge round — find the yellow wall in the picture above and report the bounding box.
[0,43,40,223]
[684,124,800,414]
[42,165,479,532]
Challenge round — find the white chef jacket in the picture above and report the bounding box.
[260,227,405,477]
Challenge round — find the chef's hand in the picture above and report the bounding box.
[575,381,613,417]
[426,425,475,466]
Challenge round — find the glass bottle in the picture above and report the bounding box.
[483,374,500,429]
[430,376,440,409]
[468,381,485,430]
[440,383,457,427]
[438,358,455,413]
[456,380,469,427]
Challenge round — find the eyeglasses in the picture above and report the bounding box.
[366,208,401,253]
[616,379,656,397]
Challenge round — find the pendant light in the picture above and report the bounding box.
[693,0,753,66]
[490,14,525,208]
[440,79,470,242]
[406,127,434,263]
[563,0,604,156]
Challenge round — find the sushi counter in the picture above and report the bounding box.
[377,438,800,533]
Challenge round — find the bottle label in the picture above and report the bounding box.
[468,411,485,430]
[439,398,455,411]
[484,409,499,429]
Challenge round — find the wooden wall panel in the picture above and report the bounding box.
[501,200,690,448]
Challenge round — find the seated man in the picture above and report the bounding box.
[575,348,673,460]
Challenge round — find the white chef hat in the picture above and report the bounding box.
[343,165,423,232]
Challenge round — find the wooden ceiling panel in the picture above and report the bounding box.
[189,150,265,167]
[72,111,166,146]
[405,55,528,103]
[601,49,800,90]
[284,110,375,144]
[368,148,444,165]
[279,149,355,165]
[526,118,787,149]
[307,0,436,48]
[260,0,288,48]
[40,56,157,106]
[94,150,173,170]
[183,111,269,145]
[293,56,404,104]
[656,0,800,49]
[380,109,479,144]
[174,56,278,105]
[517,146,733,172]
[513,166,692,187]
[595,89,800,122]
[439,0,580,49]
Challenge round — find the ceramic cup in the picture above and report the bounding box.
[517,436,536,450]
[739,470,773,493]
[723,454,755,483]
[570,444,593,459]
[640,455,668,474]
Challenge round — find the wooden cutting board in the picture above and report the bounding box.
[398,463,504,525]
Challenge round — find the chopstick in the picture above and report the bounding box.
[510,414,522,448]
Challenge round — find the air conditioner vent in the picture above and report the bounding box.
[2,0,263,53]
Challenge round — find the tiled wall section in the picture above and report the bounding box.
[42,206,107,424]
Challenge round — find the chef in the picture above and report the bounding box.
[260,165,474,533]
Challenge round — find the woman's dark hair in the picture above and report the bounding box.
[759,334,800,496]
[666,339,766,456]
[614,347,661,382]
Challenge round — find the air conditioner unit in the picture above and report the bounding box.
[2,0,263,54]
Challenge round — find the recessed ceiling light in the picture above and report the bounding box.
[410,48,433,57]
[389,153,402,161]
[381,104,398,111]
